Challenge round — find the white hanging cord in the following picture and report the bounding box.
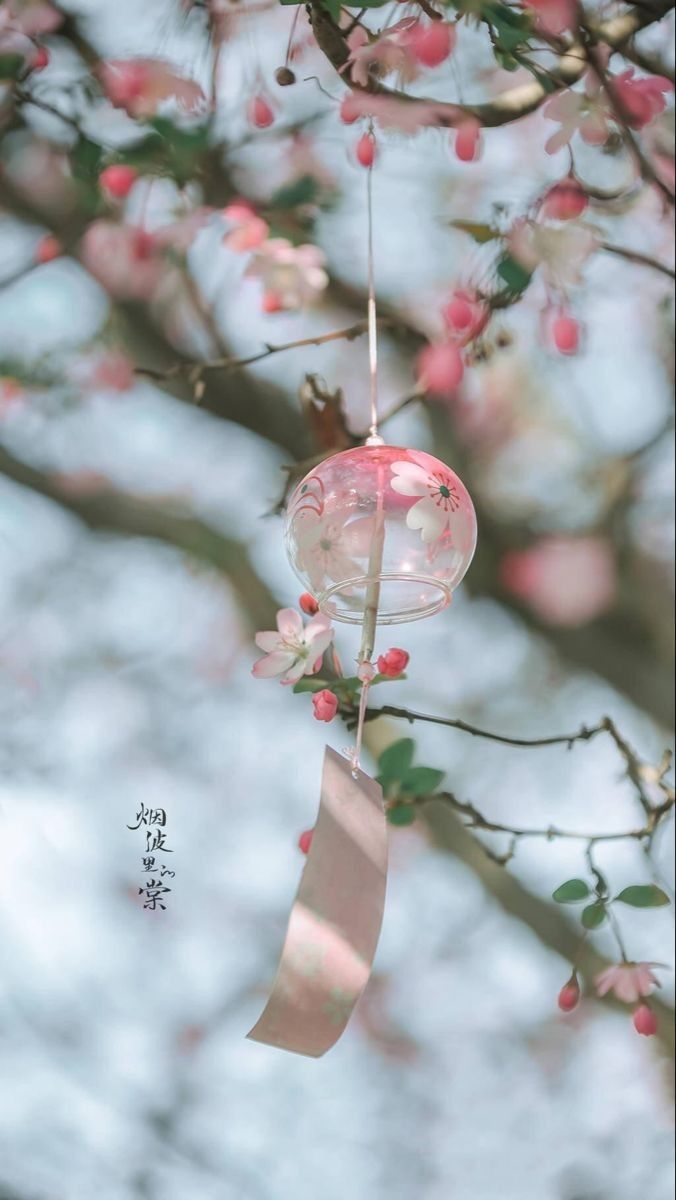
[366,123,381,445]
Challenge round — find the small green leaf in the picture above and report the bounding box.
[615,885,671,908]
[0,53,25,80]
[451,220,500,244]
[582,902,607,930]
[378,738,415,782]
[400,767,445,797]
[271,175,320,211]
[387,803,416,826]
[552,879,591,904]
[292,678,329,694]
[497,255,533,294]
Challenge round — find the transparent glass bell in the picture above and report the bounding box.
[284,444,477,625]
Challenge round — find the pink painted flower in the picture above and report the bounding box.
[633,1004,658,1036]
[99,164,138,200]
[222,202,269,252]
[252,608,334,684]
[81,221,165,300]
[377,648,410,677]
[311,689,339,722]
[500,537,615,626]
[543,78,611,154]
[344,21,420,89]
[612,69,673,130]
[245,238,328,310]
[523,0,577,36]
[558,973,581,1013]
[391,456,462,543]
[454,118,482,163]
[99,59,206,119]
[595,963,662,1004]
[416,342,464,395]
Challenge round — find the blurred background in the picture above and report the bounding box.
[0,1,674,1197]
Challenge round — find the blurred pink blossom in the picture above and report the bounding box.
[543,79,611,154]
[344,21,420,89]
[81,221,164,300]
[245,238,328,310]
[500,536,616,626]
[523,0,577,36]
[222,202,269,252]
[612,69,673,130]
[442,289,489,343]
[0,1,62,36]
[99,59,206,119]
[508,218,599,287]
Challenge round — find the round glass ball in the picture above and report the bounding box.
[284,444,477,625]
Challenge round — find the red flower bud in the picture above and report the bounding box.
[311,689,339,722]
[35,234,62,264]
[299,593,319,616]
[356,133,376,168]
[377,648,410,677]
[99,164,138,200]
[633,1003,658,1037]
[552,314,580,355]
[298,828,314,855]
[558,974,581,1013]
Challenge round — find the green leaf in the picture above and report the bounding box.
[270,175,320,211]
[0,53,25,81]
[552,879,591,904]
[615,885,671,908]
[582,902,607,930]
[400,767,445,797]
[292,678,329,694]
[377,738,415,782]
[497,255,533,294]
[451,220,500,244]
[387,803,416,827]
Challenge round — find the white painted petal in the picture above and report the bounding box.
[406,497,448,543]
[276,607,303,639]
[252,650,296,678]
[390,461,430,497]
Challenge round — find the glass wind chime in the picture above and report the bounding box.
[248,132,477,1058]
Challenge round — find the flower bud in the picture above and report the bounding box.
[311,689,339,723]
[299,593,319,616]
[557,974,581,1013]
[298,828,314,855]
[633,1004,658,1037]
[377,648,410,677]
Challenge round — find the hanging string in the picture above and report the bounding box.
[351,133,383,776]
[366,123,381,445]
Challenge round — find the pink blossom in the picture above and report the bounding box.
[249,92,275,129]
[99,59,206,119]
[523,0,577,36]
[32,45,49,70]
[633,1004,658,1036]
[377,648,410,677]
[417,342,464,395]
[35,233,61,263]
[442,289,488,343]
[298,828,314,855]
[595,962,662,1004]
[558,974,580,1012]
[337,90,456,135]
[81,221,164,301]
[356,132,377,168]
[88,351,134,392]
[0,1,62,36]
[454,118,482,163]
[245,238,328,310]
[542,178,588,220]
[612,69,673,130]
[311,689,339,723]
[99,165,138,200]
[543,78,611,154]
[406,20,455,68]
[344,21,420,89]
[500,537,615,626]
[222,202,269,252]
[252,608,334,684]
[551,312,580,354]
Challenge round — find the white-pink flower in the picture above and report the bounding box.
[99,59,206,119]
[507,218,599,288]
[391,456,462,543]
[222,202,269,253]
[0,1,62,36]
[344,21,420,89]
[595,962,662,1004]
[500,537,615,626]
[81,221,165,300]
[245,238,328,310]
[543,78,611,154]
[252,608,334,684]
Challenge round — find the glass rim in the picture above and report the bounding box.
[317,572,452,626]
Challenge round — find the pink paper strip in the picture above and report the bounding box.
[247,746,388,1057]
